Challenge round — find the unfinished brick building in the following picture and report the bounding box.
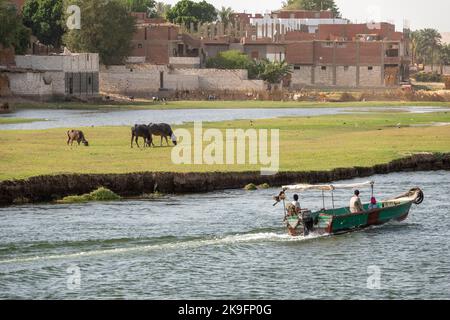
[130,13,201,68]
[285,22,410,88]
[128,9,410,89]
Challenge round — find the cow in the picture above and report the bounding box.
[67,130,89,146]
[148,123,177,146]
[131,124,153,148]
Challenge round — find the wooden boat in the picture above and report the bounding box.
[273,181,424,236]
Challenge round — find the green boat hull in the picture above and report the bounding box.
[286,200,414,236]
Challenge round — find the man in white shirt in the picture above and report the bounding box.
[350,190,364,213]
[292,194,301,214]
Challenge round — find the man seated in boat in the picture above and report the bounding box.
[350,190,364,213]
[291,194,301,214]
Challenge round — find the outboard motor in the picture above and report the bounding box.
[302,210,314,235]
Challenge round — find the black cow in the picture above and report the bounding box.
[148,123,177,146]
[131,124,153,148]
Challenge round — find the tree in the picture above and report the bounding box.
[205,50,252,70]
[154,2,171,18]
[439,44,450,66]
[412,29,442,70]
[120,0,156,17]
[206,50,292,84]
[22,0,65,48]
[257,59,292,84]
[166,0,217,27]
[64,0,136,65]
[0,0,31,54]
[218,6,234,28]
[282,0,341,17]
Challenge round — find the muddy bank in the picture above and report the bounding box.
[0,153,449,206]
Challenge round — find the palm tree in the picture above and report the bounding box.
[218,6,234,29]
[419,29,442,71]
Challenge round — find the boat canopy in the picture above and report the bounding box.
[283,181,374,192]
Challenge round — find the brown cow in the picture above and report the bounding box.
[67,130,89,146]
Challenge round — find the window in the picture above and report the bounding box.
[337,42,347,48]
[344,66,349,71]
[368,66,373,71]
[321,66,327,71]
[294,65,301,70]
[88,77,92,85]
[322,42,333,48]
[138,43,143,49]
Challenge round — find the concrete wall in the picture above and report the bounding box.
[100,65,265,95]
[290,65,383,88]
[172,69,264,91]
[99,65,165,95]
[314,66,334,86]
[291,66,313,86]
[336,66,357,87]
[169,57,201,68]
[15,53,99,72]
[8,71,65,97]
[359,66,382,87]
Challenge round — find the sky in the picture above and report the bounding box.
[162,0,450,32]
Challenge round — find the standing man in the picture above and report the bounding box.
[350,190,364,213]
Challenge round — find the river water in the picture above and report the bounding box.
[0,106,448,130]
[0,171,449,299]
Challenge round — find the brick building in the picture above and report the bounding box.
[129,13,201,67]
[127,10,410,89]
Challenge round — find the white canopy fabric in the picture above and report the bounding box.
[283,181,374,192]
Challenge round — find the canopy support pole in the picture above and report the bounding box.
[331,191,335,209]
[322,190,325,210]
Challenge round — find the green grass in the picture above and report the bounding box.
[0,111,449,181]
[12,100,450,110]
[0,118,43,125]
[57,187,121,204]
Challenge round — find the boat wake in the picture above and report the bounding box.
[0,231,326,265]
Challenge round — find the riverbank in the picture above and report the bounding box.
[5,99,450,110]
[0,153,448,205]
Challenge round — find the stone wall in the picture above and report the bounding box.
[8,71,65,97]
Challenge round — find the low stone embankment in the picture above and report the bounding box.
[0,153,449,206]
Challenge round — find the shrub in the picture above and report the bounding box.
[244,183,258,191]
[413,72,443,82]
[205,50,252,70]
[58,187,121,204]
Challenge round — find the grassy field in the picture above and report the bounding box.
[0,111,449,181]
[11,100,450,110]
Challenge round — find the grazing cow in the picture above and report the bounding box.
[148,123,177,146]
[67,130,89,146]
[131,124,153,148]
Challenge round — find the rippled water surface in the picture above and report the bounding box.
[0,171,449,299]
[1,106,448,130]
